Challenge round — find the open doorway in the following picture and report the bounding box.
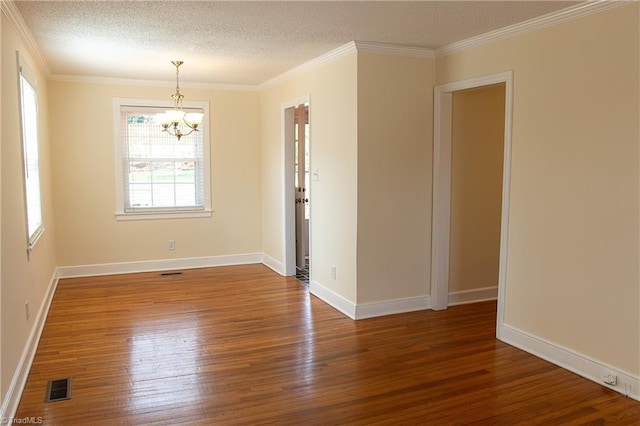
[293,104,310,284]
[431,72,513,337]
[282,98,311,282]
[448,83,505,304]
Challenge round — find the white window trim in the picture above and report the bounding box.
[113,97,212,221]
[17,51,45,251]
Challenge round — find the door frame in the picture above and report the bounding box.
[282,95,311,276]
[430,71,513,336]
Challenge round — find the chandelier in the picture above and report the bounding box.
[157,60,204,140]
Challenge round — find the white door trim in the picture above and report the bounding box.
[430,71,513,337]
[282,96,310,276]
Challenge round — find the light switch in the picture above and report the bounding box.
[312,168,320,181]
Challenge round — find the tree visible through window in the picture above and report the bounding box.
[114,99,211,220]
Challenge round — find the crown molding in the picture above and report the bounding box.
[259,41,358,90]
[437,0,630,57]
[3,0,626,90]
[0,0,51,76]
[259,40,435,90]
[49,74,258,91]
[355,41,436,59]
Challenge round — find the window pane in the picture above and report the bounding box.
[152,183,175,207]
[175,184,196,206]
[176,161,195,183]
[120,109,205,212]
[152,162,176,183]
[129,161,151,183]
[20,73,43,244]
[129,184,152,208]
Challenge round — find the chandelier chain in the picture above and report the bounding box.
[159,60,203,141]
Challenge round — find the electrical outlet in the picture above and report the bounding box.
[25,301,30,321]
[330,266,337,280]
[168,240,175,251]
[601,369,617,386]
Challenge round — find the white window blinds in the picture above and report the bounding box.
[18,53,44,249]
[113,99,211,220]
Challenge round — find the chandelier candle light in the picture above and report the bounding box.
[157,60,204,140]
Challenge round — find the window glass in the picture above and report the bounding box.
[19,56,44,248]
[114,99,211,220]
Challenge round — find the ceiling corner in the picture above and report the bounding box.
[1,0,51,77]
[436,0,625,58]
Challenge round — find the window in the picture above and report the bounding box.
[113,98,211,220]
[18,53,44,249]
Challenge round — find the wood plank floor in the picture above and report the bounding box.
[16,265,640,425]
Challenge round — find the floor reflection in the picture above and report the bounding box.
[128,317,203,410]
[295,289,316,387]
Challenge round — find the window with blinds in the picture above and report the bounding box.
[18,53,45,250]
[113,99,211,220]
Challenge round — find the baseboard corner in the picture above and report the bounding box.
[261,253,286,276]
[309,280,356,319]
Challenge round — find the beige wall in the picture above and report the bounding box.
[356,52,434,303]
[49,82,262,266]
[2,2,638,406]
[260,51,434,306]
[449,84,505,293]
[438,3,639,374]
[260,53,358,302]
[1,13,57,399]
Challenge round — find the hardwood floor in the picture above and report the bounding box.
[16,265,640,424]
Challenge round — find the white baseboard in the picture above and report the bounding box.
[309,280,431,320]
[0,269,60,420]
[499,323,639,401]
[448,286,498,306]
[4,260,636,422]
[57,253,264,278]
[355,296,431,319]
[309,280,356,319]
[1,253,274,419]
[262,253,286,276]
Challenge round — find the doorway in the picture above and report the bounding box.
[293,104,310,284]
[282,97,311,281]
[431,72,513,337]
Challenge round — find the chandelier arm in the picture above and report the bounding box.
[182,117,199,130]
[162,123,198,138]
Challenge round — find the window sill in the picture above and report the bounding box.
[27,226,45,258]
[115,209,213,221]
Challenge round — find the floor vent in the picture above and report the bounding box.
[160,271,183,276]
[45,377,72,403]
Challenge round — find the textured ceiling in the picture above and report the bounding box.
[15,1,581,86]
